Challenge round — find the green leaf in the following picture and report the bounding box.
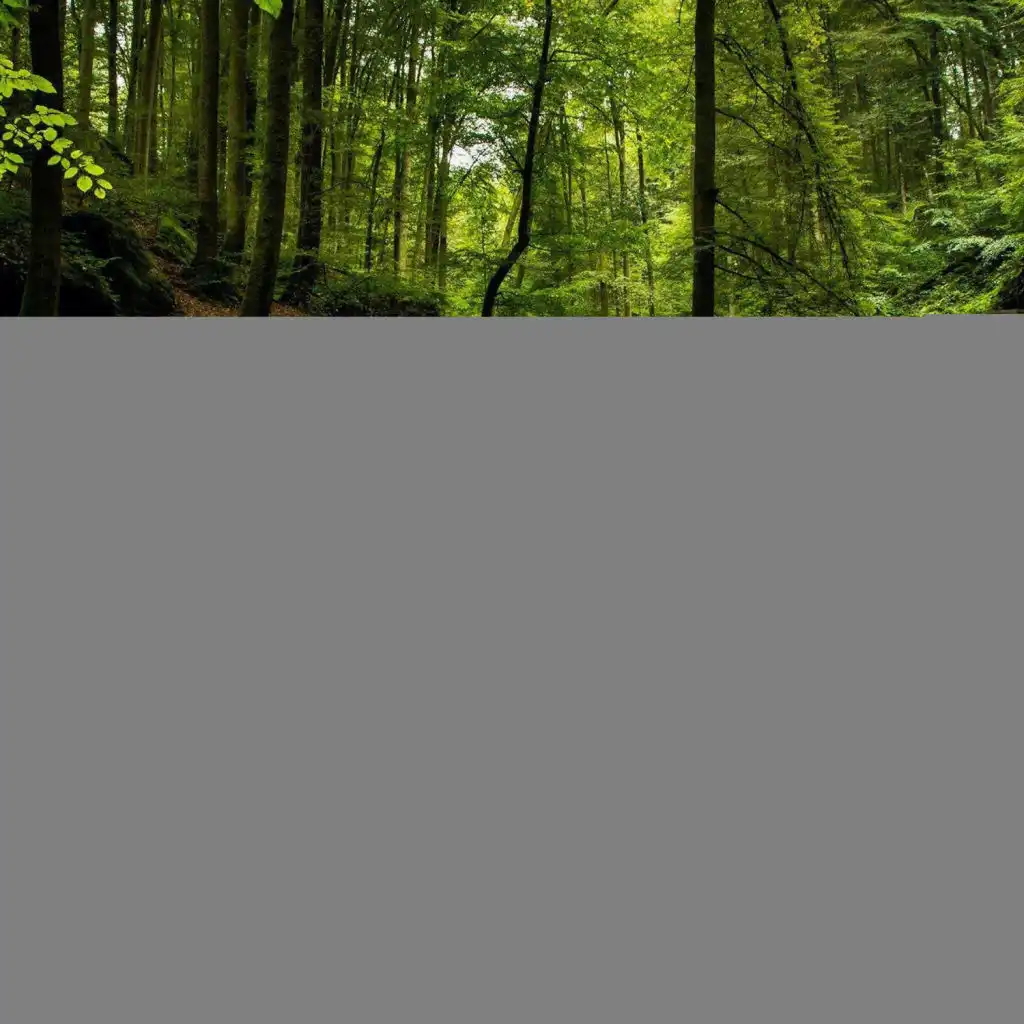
[98,179,112,189]
[47,154,61,165]
[94,188,107,199]
[77,175,92,192]
[60,158,70,169]
[84,163,104,175]
[42,127,57,141]
[253,0,282,16]
[64,166,78,179]
[71,149,81,159]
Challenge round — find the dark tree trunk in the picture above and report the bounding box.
[224,0,252,255]
[481,0,553,317]
[194,0,221,266]
[285,0,325,300]
[241,0,295,316]
[20,0,64,316]
[106,0,117,137]
[691,0,716,317]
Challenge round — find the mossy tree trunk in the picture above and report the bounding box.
[241,0,295,315]
[193,0,220,267]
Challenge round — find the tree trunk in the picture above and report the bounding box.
[929,25,946,190]
[392,23,419,274]
[194,0,220,266]
[106,0,117,136]
[10,20,21,68]
[241,0,295,315]
[77,0,97,127]
[133,0,163,176]
[481,0,553,316]
[691,0,716,317]
[285,0,325,299]
[224,0,252,255]
[636,127,655,317]
[20,0,64,316]
[124,0,145,156]
[610,92,630,316]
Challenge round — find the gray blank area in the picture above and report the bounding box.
[2,325,1022,1024]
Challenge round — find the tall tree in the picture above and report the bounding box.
[481,0,554,316]
[19,0,64,316]
[106,0,117,137]
[240,0,295,315]
[133,0,163,175]
[193,0,221,267]
[77,0,97,127]
[284,0,324,300]
[691,0,715,317]
[224,0,252,255]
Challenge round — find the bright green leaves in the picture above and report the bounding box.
[0,54,110,199]
[253,0,282,15]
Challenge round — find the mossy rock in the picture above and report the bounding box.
[62,211,177,316]
[154,214,197,264]
[0,198,177,316]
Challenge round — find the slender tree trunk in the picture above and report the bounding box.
[134,0,163,177]
[691,0,716,316]
[77,0,97,127]
[285,0,324,298]
[194,0,220,266]
[106,0,117,136]
[224,0,251,255]
[610,92,630,316]
[364,127,386,270]
[929,25,946,189]
[20,0,64,316]
[124,0,145,156]
[636,127,655,317]
[481,0,553,316]
[392,22,419,274]
[241,0,295,315]
[244,1,259,208]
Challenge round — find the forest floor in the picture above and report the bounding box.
[133,214,308,318]
[149,251,308,317]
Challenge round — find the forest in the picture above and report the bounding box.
[2,0,1024,316]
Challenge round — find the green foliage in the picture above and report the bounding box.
[0,57,111,200]
[309,270,444,317]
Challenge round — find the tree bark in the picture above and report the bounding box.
[241,0,295,315]
[224,0,252,255]
[133,0,163,177]
[481,0,553,316]
[691,0,716,317]
[106,0,117,137]
[194,0,221,266]
[77,0,97,127]
[20,0,64,316]
[636,127,655,317]
[285,0,325,299]
[392,22,419,274]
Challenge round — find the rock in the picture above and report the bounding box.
[0,197,177,316]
